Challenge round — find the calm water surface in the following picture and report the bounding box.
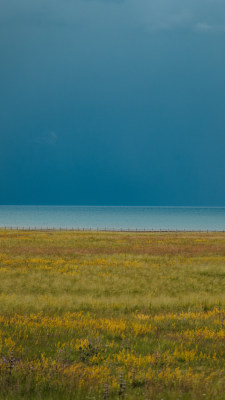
[0,206,224,231]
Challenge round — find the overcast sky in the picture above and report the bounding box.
[1,0,225,205]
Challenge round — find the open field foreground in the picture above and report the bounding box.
[0,230,225,399]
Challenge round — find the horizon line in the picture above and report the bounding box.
[0,205,225,208]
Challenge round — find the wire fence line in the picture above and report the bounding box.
[0,226,224,233]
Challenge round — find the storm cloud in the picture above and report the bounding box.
[0,0,225,205]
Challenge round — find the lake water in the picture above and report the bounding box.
[0,206,224,231]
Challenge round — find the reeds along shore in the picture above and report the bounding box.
[0,230,225,399]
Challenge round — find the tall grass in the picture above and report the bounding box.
[0,230,224,399]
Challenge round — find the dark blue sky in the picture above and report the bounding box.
[1,0,225,205]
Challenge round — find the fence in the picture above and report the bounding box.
[0,226,224,233]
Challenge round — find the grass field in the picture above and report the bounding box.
[0,229,225,399]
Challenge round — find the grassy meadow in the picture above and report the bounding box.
[0,229,225,399]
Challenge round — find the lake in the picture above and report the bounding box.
[0,206,224,231]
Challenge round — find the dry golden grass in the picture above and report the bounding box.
[0,230,224,399]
